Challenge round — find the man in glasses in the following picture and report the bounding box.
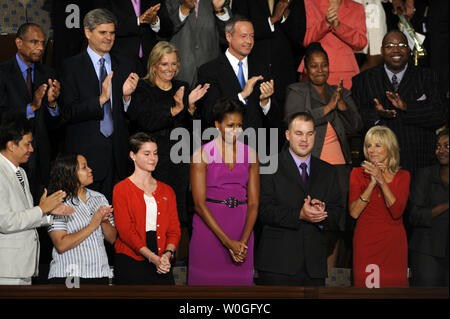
[351,30,445,175]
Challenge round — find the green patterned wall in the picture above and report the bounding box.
[0,0,52,37]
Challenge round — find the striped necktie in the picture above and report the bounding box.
[194,0,200,17]
[392,74,399,92]
[16,170,26,193]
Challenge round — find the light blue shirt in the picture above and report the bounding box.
[86,46,131,112]
[289,149,311,177]
[16,54,59,119]
[384,63,408,86]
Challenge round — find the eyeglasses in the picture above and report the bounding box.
[436,144,449,151]
[383,43,409,49]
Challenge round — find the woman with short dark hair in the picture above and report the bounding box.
[113,132,181,285]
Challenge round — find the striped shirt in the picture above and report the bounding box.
[48,188,114,279]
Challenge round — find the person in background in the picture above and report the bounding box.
[284,42,362,268]
[350,125,410,287]
[166,0,231,88]
[113,133,181,285]
[299,0,367,89]
[408,128,449,287]
[128,40,209,228]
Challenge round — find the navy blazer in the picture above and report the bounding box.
[60,50,134,181]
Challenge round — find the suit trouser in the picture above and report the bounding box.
[257,257,325,287]
[0,277,32,285]
[409,250,449,287]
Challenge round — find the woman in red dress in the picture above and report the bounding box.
[349,126,410,287]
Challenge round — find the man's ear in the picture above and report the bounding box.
[225,32,232,44]
[15,37,23,51]
[84,27,91,40]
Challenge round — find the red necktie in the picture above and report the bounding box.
[26,67,32,98]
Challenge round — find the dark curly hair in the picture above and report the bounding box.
[212,97,244,123]
[48,154,80,205]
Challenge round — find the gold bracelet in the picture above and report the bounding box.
[359,195,369,203]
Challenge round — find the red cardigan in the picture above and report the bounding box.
[113,178,181,261]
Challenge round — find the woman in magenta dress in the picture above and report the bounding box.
[188,98,259,285]
[349,126,410,287]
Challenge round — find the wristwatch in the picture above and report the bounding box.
[163,249,175,260]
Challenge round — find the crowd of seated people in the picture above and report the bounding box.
[0,1,447,288]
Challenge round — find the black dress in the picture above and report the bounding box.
[128,79,196,226]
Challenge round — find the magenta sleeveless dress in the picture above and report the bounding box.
[188,140,254,285]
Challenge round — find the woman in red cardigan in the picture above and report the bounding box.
[113,132,181,285]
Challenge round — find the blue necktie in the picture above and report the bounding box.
[237,61,246,90]
[99,58,113,137]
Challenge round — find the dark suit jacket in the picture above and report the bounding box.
[351,64,445,173]
[408,165,449,258]
[108,0,173,64]
[197,53,280,132]
[60,51,134,181]
[232,0,305,104]
[0,57,59,200]
[255,148,342,278]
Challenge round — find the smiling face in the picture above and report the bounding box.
[435,134,449,166]
[215,112,243,145]
[76,155,93,188]
[304,52,329,86]
[226,21,254,60]
[381,31,410,73]
[286,118,316,161]
[7,132,33,166]
[85,23,115,56]
[365,138,389,165]
[130,141,158,173]
[155,52,178,85]
[16,25,45,65]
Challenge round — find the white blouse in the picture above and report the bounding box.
[144,194,157,232]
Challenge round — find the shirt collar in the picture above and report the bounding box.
[0,152,19,173]
[384,63,408,84]
[225,49,248,69]
[15,53,34,74]
[289,149,311,173]
[87,46,111,66]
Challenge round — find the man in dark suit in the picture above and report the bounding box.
[61,8,139,203]
[352,30,445,175]
[0,23,61,205]
[197,16,280,152]
[232,0,306,106]
[255,112,342,286]
[107,0,173,77]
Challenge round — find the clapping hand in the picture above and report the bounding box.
[361,160,386,186]
[171,86,185,116]
[47,79,60,107]
[31,83,48,112]
[374,98,397,119]
[123,72,139,101]
[259,79,274,106]
[188,83,210,114]
[300,195,328,223]
[139,4,161,25]
[385,91,407,111]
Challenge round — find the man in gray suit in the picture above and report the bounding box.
[166,0,231,88]
[0,115,72,285]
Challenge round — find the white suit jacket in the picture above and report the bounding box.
[0,154,51,278]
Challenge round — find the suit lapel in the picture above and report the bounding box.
[10,58,30,103]
[307,156,320,192]
[281,148,307,191]
[0,156,30,206]
[220,54,242,93]
[397,65,413,94]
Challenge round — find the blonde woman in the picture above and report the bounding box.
[349,126,410,287]
[128,41,209,227]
